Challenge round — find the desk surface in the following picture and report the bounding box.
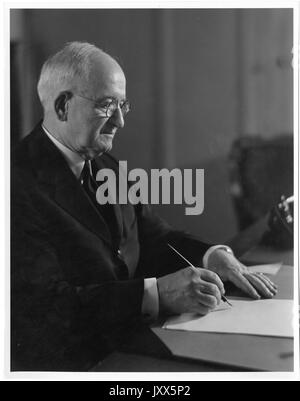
[94,247,294,372]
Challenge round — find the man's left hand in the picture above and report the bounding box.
[207,249,278,299]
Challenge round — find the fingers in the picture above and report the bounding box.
[199,269,225,295]
[191,270,224,311]
[244,273,277,298]
[254,273,278,292]
[195,290,219,309]
[228,269,278,299]
[197,281,222,304]
[229,271,261,299]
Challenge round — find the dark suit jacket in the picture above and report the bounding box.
[11,123,211,371]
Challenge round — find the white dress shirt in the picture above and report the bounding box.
[42,125,233,321]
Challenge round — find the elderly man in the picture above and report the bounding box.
[11,42,277,371]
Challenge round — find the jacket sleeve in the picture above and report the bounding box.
[135,203,214,277]
[11,176,144,370]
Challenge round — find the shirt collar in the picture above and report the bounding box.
[42,125,85,179]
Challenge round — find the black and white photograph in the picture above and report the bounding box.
[3,2,299,383]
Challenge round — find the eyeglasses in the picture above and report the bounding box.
[73,93,131,118]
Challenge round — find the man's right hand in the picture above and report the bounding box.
[157,267,225,316]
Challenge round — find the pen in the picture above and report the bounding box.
[167,243,232,307]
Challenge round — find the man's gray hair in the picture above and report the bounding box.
[37,41,106,112]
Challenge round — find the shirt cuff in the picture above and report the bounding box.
[203,245,234,269]
[142,278,159,321]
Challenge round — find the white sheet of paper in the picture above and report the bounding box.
[163,299,293,338]
[247,263,282,276]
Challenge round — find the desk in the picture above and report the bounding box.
[94,247,294,372]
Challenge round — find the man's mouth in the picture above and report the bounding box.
[101,130,116,136]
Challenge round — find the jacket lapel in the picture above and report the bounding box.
[34,125,113,247]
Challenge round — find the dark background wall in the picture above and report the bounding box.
[10,8,293,243]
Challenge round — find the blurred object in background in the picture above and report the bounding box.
[227,195,293,259]
[229,135,293,249]
[264,195,293,249]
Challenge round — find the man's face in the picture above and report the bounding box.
[64,58,127,159]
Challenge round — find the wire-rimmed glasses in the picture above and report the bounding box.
[74,93,131,118]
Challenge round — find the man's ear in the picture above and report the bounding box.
[54,91,72,121]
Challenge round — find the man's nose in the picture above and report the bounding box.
[110,107,125,129]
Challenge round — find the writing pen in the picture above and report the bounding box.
[167,243,232,307]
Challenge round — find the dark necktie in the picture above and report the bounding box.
[80,160,119,243]
[80,161,129,280]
